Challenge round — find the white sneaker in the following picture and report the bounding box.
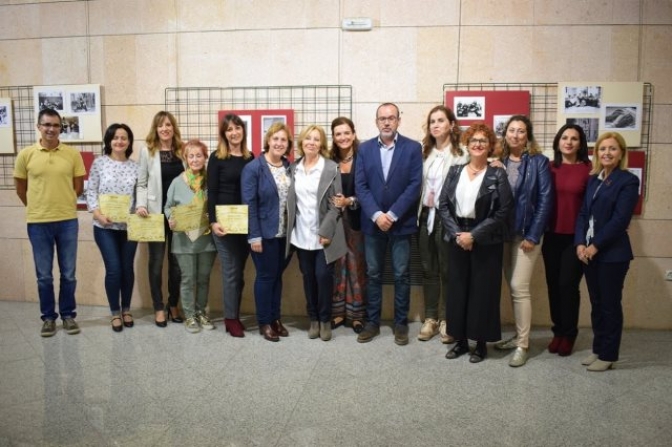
[197,313,215,330]
[185,317,201,333]
[439,320,454,344]
[417,318,438,341]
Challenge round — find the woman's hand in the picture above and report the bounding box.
[319,237,331,246]
[456,232,474,251]
[251,241,262,253]
[520,239,536,253]
[332,193,350,209]
[577,244,588,264]
[93,210,112,226]
[136,206,149,217]
[489,159,504,169]
[583,244,598,263]
[168,218,176,230]
[211,222,226,237]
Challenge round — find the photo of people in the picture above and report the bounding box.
[563,86,601,112]
[60,116,82,140]
[566,117,599,143]
[493,114,512,137]
[454,96,485,118]
[604,105,639,130]
[38,91,64,111]
[0,105,9,127]
[70,92,96,113]
[261,115,287,143]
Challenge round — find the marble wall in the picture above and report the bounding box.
[1,0,671,329]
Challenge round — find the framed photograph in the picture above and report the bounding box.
[0,98,16,154]
[37,91,65,112]
[239,114,253,152]
[566,117,599,144]
[454,96,485,119]
[602,104,640,131]
[60,116,82,141]
[261,115,287,143]
[34,84,102,142]
[493,115,512,137]
[563,86,601,113]
[69,92,97,114]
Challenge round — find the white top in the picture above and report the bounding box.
[422,148,447,209]
[455,167,485,218]
[291,156,325,250]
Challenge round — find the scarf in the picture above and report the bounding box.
[185,168,206,205]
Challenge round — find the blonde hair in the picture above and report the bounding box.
[296,125,330,159]
[591,132,629,175]
[145,111,184,158]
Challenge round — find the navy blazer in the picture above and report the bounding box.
[355,133,423,236]
[241,155,290,242]
[439,165,513,245]
[574,168,639,263]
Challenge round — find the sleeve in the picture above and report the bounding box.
[163,178,177,218]
[136,147,149,209]
[470,168,514,243]
[13,149,28,179]
[86,157,102,212]
[438,166,460,241]
[206,153,218,224]
[241,161,261,243]
[591,173,639,250]
[73,150,86,177]
[574,177,593,247]
[354,144,379,222]
[318,168,343,239]
[525,156,553,244]
[389,140,423,219]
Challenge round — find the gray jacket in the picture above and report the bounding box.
[286,157,347,264]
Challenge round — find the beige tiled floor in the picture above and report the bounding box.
[1,300,670,446]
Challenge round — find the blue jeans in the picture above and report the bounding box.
[93,226,138,314]
[296,248,334,323]
[27,219,79,321]
[250,238,289,325]
[364,232,411,326]
[213,233,249,319]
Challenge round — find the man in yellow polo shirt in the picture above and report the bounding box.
[14,108,86,337]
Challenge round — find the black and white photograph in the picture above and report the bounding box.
[563,86,601,113]
[239,114,253,152]
[261,115,287,143]
[454,96,485,119]
[493,114,512,137]
[0,105,9,127]
[38,91,64,111]
[60,116,82,140]
[566,117,600,143]
[69,92,96,113]
[603,104,639,130]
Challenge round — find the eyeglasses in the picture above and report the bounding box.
[376,116,398,124]
[39,123,61,129]
[468,138,489,145]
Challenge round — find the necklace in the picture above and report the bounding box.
[467,164,486,174]
[340,151,353,163]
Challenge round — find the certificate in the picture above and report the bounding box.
[127,214,165,242]
[171,203,208,232]
[216,205,248,234]
[99,194,131,222]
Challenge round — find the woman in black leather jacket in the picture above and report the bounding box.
[439,123,513,364]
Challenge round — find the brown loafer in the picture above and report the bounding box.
[271,319,289,337]
[259,324,279,342]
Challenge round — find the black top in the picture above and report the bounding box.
[160,151,185,209]
[341,154,361,231]
[207,152,255,224]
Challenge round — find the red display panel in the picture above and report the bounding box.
[444,91,530,135]
[217,109,294,157]
[77,151,95,210]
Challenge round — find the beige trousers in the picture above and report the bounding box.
[503,235,543,349]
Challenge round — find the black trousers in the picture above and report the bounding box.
[542,232,584,338]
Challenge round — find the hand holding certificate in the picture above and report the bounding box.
[171,202,209,232]
[127,214,165,242]
[215,205,249,234]
[99,194,131,222]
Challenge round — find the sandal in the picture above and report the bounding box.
[331,316,345,329]
[111,316,123,333]
[122,312,134,328]
[352,320,364,334]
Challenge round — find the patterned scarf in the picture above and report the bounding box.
[185,168,206,205]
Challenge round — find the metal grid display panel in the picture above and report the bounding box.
[165,85,353,152]
[0,85,101,190]
[443,82,653,199]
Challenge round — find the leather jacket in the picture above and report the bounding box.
[504,153,553,244]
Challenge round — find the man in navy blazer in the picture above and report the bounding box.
[355,103,423,345]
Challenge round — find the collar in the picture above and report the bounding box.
[377,133,398,149]
[38,140,62,151]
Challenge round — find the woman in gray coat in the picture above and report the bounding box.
[286,125,347,341]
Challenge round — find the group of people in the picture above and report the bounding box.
[13,102,639,372]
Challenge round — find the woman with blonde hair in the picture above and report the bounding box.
[207,114,255,337]
[287,125,346,341]
[136,111,185,327]
[575,132,639,371]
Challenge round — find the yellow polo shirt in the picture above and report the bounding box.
[13,141,86,223]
